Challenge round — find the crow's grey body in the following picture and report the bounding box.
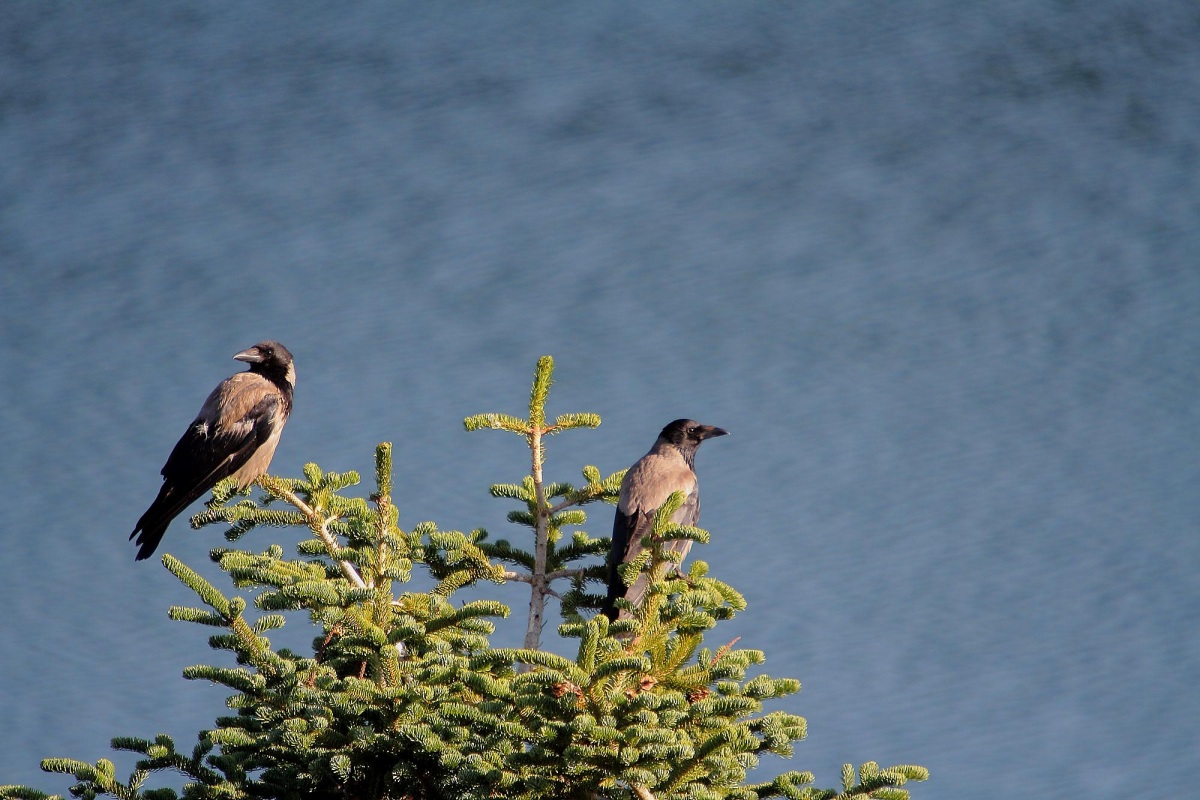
[602,419,727,621]
[131,341,295,561]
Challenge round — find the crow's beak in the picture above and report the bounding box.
[700,426,729,439]
[233,346,263,364]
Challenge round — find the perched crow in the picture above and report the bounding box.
[602,419,728,621]
[131,340,295,561]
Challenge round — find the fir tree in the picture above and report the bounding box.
[1,357,927,800]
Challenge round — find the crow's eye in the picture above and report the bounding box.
[687,427,700,436]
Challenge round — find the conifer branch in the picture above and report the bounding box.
[467,356,615,655]
[257,475,367,590]
[630,784,658,800]
[523,357,553,652]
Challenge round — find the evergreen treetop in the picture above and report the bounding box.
[1,357,927,800]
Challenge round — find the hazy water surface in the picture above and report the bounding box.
[2,3,1198,797]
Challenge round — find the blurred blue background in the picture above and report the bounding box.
[2,2,1197,797]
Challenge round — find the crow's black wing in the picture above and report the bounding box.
[602,506,657,620]
[131,379,280,561]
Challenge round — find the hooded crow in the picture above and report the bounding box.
[602,419,728,621]
[130,340,295,561]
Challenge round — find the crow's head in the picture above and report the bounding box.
[658,418,728,462]
[234,340,296,387]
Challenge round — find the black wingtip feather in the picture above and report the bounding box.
[131,522,168,561]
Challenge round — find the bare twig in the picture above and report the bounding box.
[630,784,658,800]
[547,497,576,514]
[307,623,344,687]
[546,490,596,515]
[545,568,586,581]
[712,637,742,666]
[502,570,571,599]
